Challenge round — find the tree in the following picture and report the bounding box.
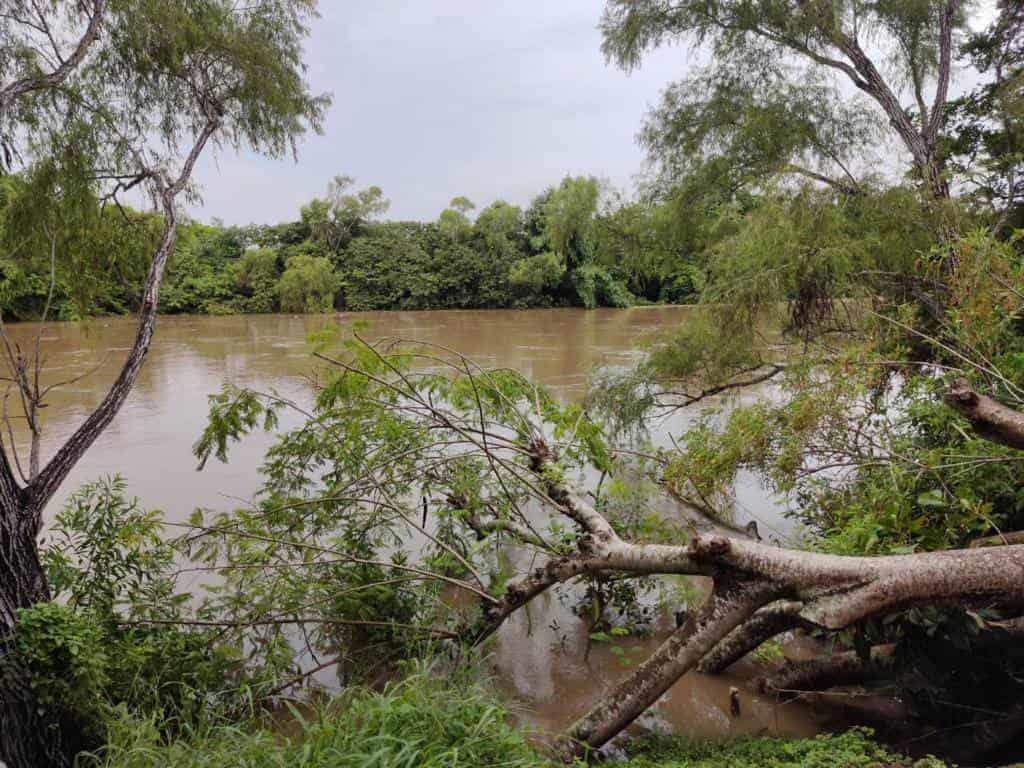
[278,253,337,313]
[474,200,522,248]
[438,195,476,242]
[946,0,1023,229]
[601,0,968,200]
[191,326,1024,761]
[0,2,326,765]
[638,64,877,199]
[232,247,282,313]
[338,225,432,310]
[509,252,564,301]
[303,174,390,252]
[544,175,601,269]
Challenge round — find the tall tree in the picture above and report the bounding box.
[544,175,600,269]
[438,195,476,242]
[0,2,327,765]
[601,0,967,200]
[947,0,1023,228]
[303,174,390,252]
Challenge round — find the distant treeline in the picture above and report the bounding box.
[0,174,708,320]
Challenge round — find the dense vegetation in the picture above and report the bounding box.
[1,0,1023,767]
[0,172,707,320]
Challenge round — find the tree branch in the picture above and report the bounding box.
[0,0,108,118]
[697,600,809,673]
[945,379,1024,450]
[926,0,960,144]
[28,119,220,516]
[760,645,897,694]
[783,164,862,196]
[560,576,781,758]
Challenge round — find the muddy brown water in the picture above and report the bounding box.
[3,307,827,741]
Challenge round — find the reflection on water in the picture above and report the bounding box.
[3,307,822,741]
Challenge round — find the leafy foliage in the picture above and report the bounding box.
[621,728,943,768]
[0,171,717,317]
[4,480,275,756]
[279,254,338,313]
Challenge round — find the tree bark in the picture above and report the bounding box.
[0,499,58,767]
[760,645,897,695]
[558,576,780,760]
[945,379,1024,450]
[697,600,808,673]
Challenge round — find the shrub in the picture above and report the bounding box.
[27,479,269,735]
[7,602,110,751]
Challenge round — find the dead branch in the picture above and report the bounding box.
[760,645,897,695]
[946,378,1024,450]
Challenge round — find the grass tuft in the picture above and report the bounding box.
[92,673,552,768]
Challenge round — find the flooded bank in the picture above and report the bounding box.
[4,307,824,740]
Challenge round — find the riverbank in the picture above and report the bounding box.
[93,673,936,768]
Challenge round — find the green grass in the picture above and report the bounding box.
[89,675,941,768]
[620,729,946,768]
[92,674,552,768]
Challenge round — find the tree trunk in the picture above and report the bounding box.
[0,501,72,768]
[697,600,808,673]
[921,154,951,201]
[760,645,897,695]
[557,577,778,761]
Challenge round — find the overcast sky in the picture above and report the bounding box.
[189,1,687,226]
[188,1,999,228]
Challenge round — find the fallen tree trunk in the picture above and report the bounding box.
[508,438,1024,759]
[558,576,781,760]
[760,645,897,695]
[472,459,1024,758]
[697,600,809,673]
[945,379,1024,450]
[303,344,1024,761]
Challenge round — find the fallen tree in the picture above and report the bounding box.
[188,337,1024,763]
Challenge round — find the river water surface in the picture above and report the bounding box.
[4,308,827,742]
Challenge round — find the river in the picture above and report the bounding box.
[3,307,827,743]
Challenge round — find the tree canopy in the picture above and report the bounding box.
[601,0,966,199]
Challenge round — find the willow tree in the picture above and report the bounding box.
[601,0,966,200]
[0,2,327,765]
